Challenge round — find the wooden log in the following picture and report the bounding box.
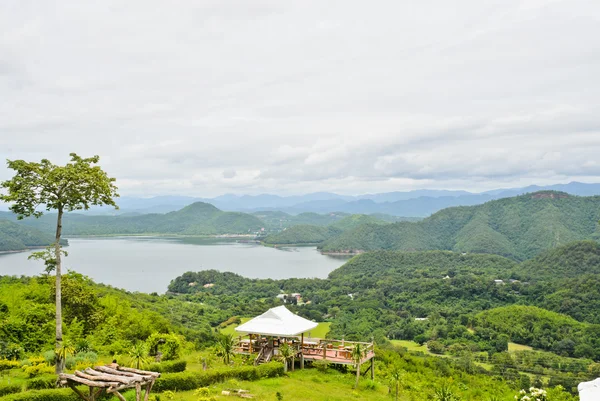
[68,383,90,401]
[113,391,127,401]
[117,366,161,377]
[143,380,154,401]
[75,370,137,385]
[92,366,136,377]
[59,374,117,388]
[95,366,150,380]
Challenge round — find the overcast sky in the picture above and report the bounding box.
[1,0,599,197]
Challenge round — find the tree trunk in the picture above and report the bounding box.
[283,360,287,373]
[355,364,360,389]
[55,207,64,375]
[395,382,399,401]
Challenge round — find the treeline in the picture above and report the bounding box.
[318,191,600,260]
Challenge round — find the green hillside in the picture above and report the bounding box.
[0,220,64,252]
[320,191,600,260]
[262,225,343,245]
[0,202,266,236]
[263,214,397,245]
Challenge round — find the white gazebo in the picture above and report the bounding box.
[579,378,600,401]
[233,306,375,375]
[235,305,318,337]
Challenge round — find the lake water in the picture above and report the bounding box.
[0,237,350,294]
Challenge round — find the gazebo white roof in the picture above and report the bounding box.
[579,378,600,401]
[235,305,318,337]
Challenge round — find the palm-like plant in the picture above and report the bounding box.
[277,343,295,373]
[388,364,402,401]
[216,333,238,366]
[129,342,151,369]
[55,341,74,372]
[433,383,461,401]
[351,343,367,389]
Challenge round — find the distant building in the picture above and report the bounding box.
[443,275,451,280]
[203,283,215,288]
[494,279,505,285]
[415,317,429,321]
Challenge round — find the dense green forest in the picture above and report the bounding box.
[262,214,393,245]
[0,220,65,252]
[318,191,600,260]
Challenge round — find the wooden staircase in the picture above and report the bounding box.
[254,345,274,366]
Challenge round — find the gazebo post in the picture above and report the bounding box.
[300,333,304,369]
[249,334,253,354]
[370,357,375,380]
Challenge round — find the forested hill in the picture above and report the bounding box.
[0,202,264,236]
[0,219,65,252]
[262,214,395,245]
[319,191,600,260]
[0,204,408,243]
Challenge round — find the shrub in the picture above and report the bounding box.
[0,383,22,397]
[147,360,187,373]
[0,359,20,371]
[27,375,57,390]
[0,388,80,401]
[428,341,446,355]
[313,360,329,372]
[22,364,55,378]
[153,362,283,392]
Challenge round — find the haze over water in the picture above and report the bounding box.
[0,237,349,294]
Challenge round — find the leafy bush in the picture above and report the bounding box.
[153,362,283,392]
[27,375,57,390]
[0,359,20,371]
[313,360,329,372]
[0,388,80,401]
[22,363,55,378]
[428,341,446,355]
[0,383,22,397]
[147,360,187,373]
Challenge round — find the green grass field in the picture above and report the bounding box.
[389,339,430,354]
[508,342,533,352]
[130,369,389,401]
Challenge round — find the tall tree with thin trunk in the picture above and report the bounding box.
[0,153,118,374]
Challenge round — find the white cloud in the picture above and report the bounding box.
[0,0,599,196]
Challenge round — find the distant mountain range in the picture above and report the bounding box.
[2,181,596,218]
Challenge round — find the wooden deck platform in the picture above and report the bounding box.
[234,338,375,366]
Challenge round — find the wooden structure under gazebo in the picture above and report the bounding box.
[58,364,160,401]
[234,306,375,378]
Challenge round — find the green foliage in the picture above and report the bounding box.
[152,362,284,392]
[0,388,80,401]
[0,220,61,252]
[0,384,22,398]
[147,360,187,373]
[26,376,57,390]
[215,333,238,365]
[0,360,20,371]
[319,192,600,260]
[263,225,342,245]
